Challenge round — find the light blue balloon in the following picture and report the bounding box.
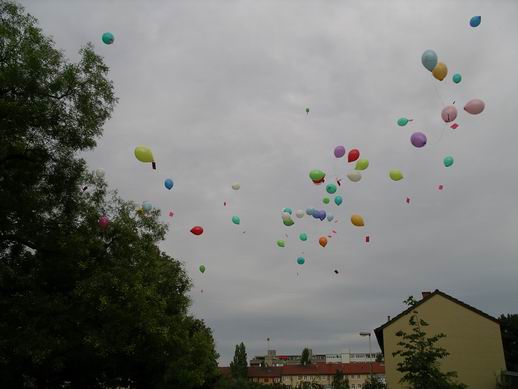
[306,208,314,216]
[142,201,152,212]
[327,214,334,222]
[283,208,292,215]
[164,178,174,190]
[421,49,438,72]
[470,16,481,27]
[334,196,343,206]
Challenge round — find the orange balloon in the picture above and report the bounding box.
[351,214,365,227]
[319,236,328,247]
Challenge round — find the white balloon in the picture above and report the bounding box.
[295,209,305,219]
[232,183,240,190]
[347,172,362,182]
[95,168,105,178]
[281,212,291,222]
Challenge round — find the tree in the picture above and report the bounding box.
[363,375,386,389]
[375,353,384,363]
[301,347,311,365]
[499,314,518,372]
[0,2,219,387]
[331,369,349,389]
[230,342,248,380]
[391,297,467,389]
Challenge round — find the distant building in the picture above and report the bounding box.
[325,351,379,364]
[219,362,385,388]
[374,290,507,389]
[250,348,377,367]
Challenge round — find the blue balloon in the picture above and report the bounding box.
[142,201,152,212]
[470,16,481,27]
[421,49,438,72]
[164,178,174,190]
[319,210,326,221]
[306,208,314,216]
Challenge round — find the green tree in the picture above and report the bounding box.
[392,297,467,389]
[230,342,248,379]
[0,2,218,388]
[363,375,386,389]
[375,352,384,363]
[301,347,311,365]
[331,369,349,389]
[499,314,518,372]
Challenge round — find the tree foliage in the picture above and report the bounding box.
[301,347,311,366]
[363,375,386,389]
[0,2,218,387]
[331,369,349,389]
[230,342,248,380]
[499,313,518,372]
[391,297,467,389]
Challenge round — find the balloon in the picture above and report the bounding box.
[347,172,362,182]
[443,156,454,167]
[297,257,305,265]
[313,210,326,221]
[470,16,481,27]
[164,178,174,190]
[95,168,105,178]
[323,197,330,205]
[283,218,294,227]
[142,201,152,212]
[397,117,409,126]
[309,170,326,184]
[199,265,205,273]
[232,216,240,225]
[327,213,334,222]
[102,32,114,45]
[232,183,240,190]
[334,195,343,206]
[277,240,285,248]
[421,49,438,72]
[134,146,154,163]
[306,208,315,216]
[441,106,458,123]
[351,214,365,227]
[98,215,110,229]
[334,145,346,158]
[410,132,427,148]
[190,226,204,235]
[464,99,485,114]
[348,149,360,163]
[389,170,404,181]
[306,107,310,114]
[299,233,307,241]
[355,159,369,171]
[282,208,293,215]
[319,236,328,247]
[295,209,305,218]
[452,73,462,84]
[432,62,448,81]
[326,184,337,194]
[281,213,292,222]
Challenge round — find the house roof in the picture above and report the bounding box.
[374,289,500,354]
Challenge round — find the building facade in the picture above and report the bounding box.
[374,290,506,389]
[250,348,377,367]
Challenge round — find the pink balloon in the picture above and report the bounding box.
[464,99,485,115]
[98,215,110,229]
[334,145,346,158]
[441,105,458,123]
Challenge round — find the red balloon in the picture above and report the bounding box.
[190,226,204,235]
[98,215,110,229]
[348,149,360,163]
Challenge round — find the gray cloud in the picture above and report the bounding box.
[22,0,518,364]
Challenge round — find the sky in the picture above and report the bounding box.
[21,0,518,365]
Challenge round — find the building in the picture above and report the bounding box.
[374,289,507,389]
[250,348,377,367]
[219,362,385,388]
[325,351,379,364]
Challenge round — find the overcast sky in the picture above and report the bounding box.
[21,0,518,365]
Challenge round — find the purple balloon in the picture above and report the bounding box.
[410,132,427,148]
[334,145,346,158]
[319,210,326,221]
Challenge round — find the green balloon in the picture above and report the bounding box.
[306,107,310,113]
[299,233,307,241]
[309,169,326,181]
[283,219,294,226]
[397,117,409,126]
[199,265,205,273]
[452,73,462,84]
[277,240,285,247]
[232,216,240,225]
[297,257,305,265]
[443,156,454,167]
[326,184,337,194]
[323,197,330,204]
[389,169,404,181]
[355,159,369,171]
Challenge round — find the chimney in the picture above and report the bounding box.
[422,291,432,299]
[387,315,391,322]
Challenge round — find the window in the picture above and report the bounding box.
[298,376,302,380]
[358,385,362,388]
[351,385,356,389]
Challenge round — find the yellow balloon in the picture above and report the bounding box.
[134,146,154,163]
[432,62,448,81]
[351,214,365,227]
